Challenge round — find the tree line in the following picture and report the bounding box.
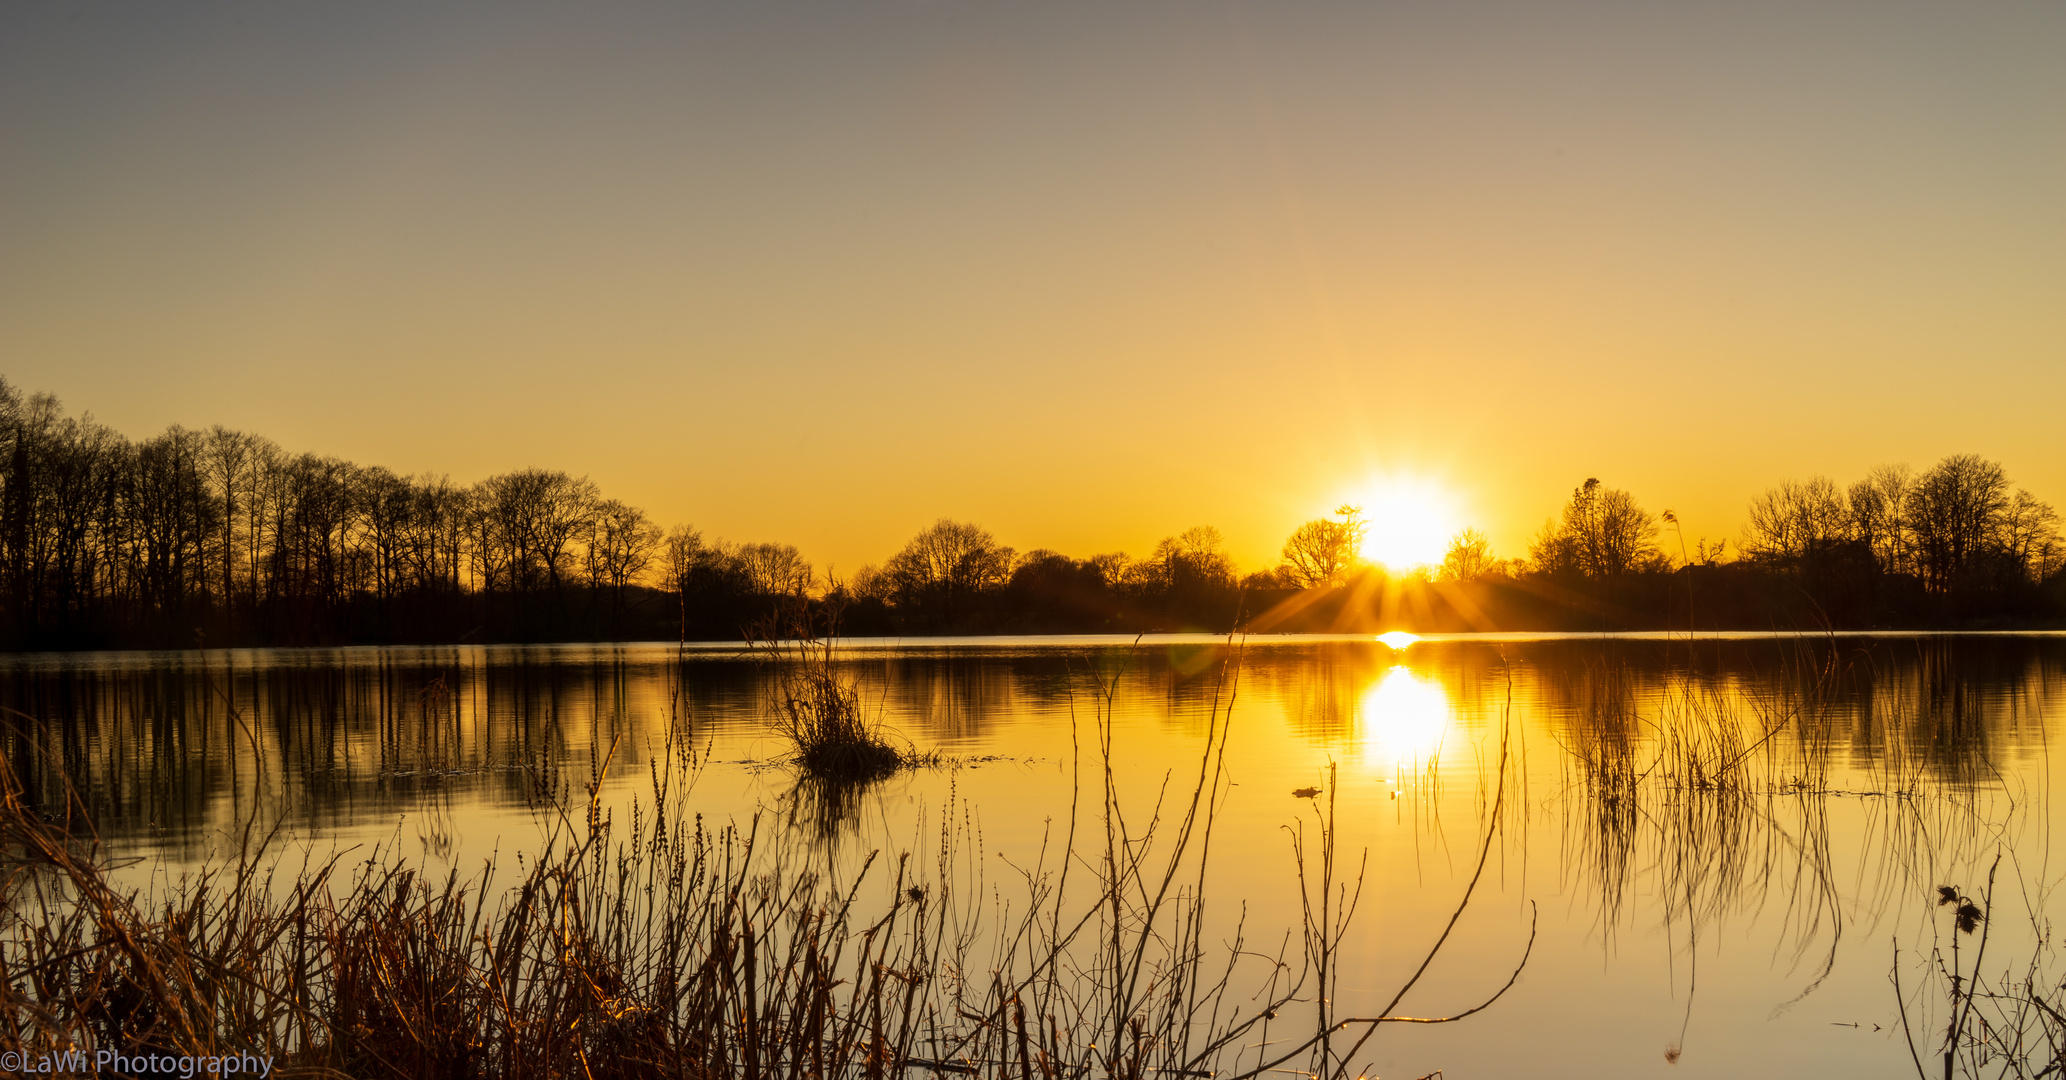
[1397,458,2063,631]
[0,378,792,647]
[1,375,2059,649]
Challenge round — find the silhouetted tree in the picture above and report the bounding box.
[737,541,812,598]
[1122,526,1238,628]
[879,519,1013,625]
[1909,455,2012,594]
[660,524,704,642]
[127,426,215,633]
[1999,490,2061,584]
[357,465,415,628]
[1743,476,1850,564]
[585,499,661,632]
[1007,550,1118,630]
[1849,464,1913,575]
[5,394,128,641]
[1088,551,1131,586]
[1439,528,1496,582]
[1530,479,1660,578]
[404,474,470,601]
[200,425,256,630]
[473,469,597,595]
[1279,505,1363,588]
[2,374,2064,646]
[1130,526,1231,593]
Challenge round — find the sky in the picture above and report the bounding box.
[3,0,2062,575]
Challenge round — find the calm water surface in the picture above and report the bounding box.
[5,633,2064,1078]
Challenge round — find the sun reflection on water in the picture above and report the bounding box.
[1358,665,1453,764]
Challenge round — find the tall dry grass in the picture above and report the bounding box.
[0,642,1529,1078]
[1895,861,2066,1078]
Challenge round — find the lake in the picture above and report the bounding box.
[4,632,2062,1077]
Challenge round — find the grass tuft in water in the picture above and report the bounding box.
[749,603,916,782]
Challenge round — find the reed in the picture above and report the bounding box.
[1894,860,2066,1080]
[0,644,1528,1079]
[748,604,908,782]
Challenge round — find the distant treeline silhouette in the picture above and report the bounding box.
[0,376,2059,649]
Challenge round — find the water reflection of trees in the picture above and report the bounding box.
[0,637,2058,894]
[1233,636,2064,1026]
[0,647,710,857]
[870,654,1035,741]
[0,643,1231,850]
[1532,638,2061,1022]
[863,642,1256,744]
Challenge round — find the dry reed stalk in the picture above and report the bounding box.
[0,644,1528,1079]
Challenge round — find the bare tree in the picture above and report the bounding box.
[357,466,416,611]
[1909,454,2012,593]
[276,454,357,617]
[736,542,813,598]
[1089,551,1132,586]
[660,524,707,643]
[882,519,1014,615]
[126,426,215,621]
[1279,506,1363,588]
[242,436,285,611]
[201,425,256,623]
[401,474,469,599]
[473,469,599,595]
[1530,478,1660,578]
[848,562,890,604]
[1439,528,1496,582]
[9,398,127,635]
[1134,526,1236,594]
[1999,490,2062,583]
[1743,476,1850,564]
[1848,464,1912,575]
[586,500,662,626]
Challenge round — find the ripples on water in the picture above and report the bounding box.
[3,632,2062,1076]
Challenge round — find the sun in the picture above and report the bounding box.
[1349,476,1461,571]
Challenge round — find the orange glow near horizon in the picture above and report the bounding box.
[4,5,2063,577]
[1348,477,1462,572]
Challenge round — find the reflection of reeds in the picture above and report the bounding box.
[1547,638,2066,1066]
[779,770,880,841]
[1557,661,1642,932]
[1552,645,1852,1058]
[0,643,1530,1079]
[1555,649,1849,913]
